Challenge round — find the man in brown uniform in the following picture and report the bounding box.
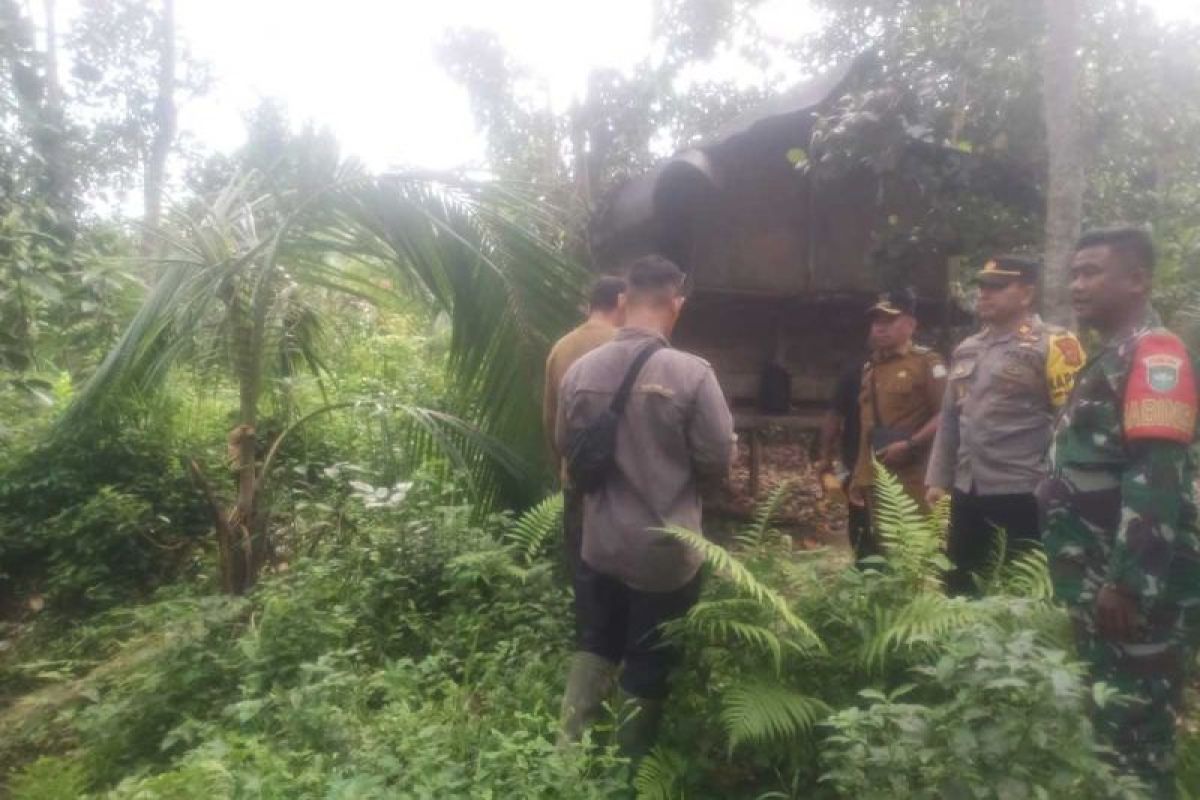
[849,289,947,554]
[543,276,627,574]
[555,255,735,757]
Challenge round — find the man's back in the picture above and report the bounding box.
[556,327,735,592]
[543,320,618,460]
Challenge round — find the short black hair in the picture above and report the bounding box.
[626,254,686,297]
[588,276,627,312]
[1075,226,1156,274]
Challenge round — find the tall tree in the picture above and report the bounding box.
[141,0,176,255]
[0,0,77,243]
[1042,0,1084,325]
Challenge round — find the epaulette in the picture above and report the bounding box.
[1016,321,1042,343]
[954,331,985,353]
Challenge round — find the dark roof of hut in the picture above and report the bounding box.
[591,57,1039,272]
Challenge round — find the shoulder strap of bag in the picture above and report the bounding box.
[611,342,664,415]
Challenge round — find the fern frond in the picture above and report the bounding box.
[502,492,564,564]
[662,526,823,650]
[972,524,1008,595]
[861,593,982,672]
[997,547,1054,601]
[871,461,946,588]
[737,480,795,549]
[633,747,686,800]
[671,599,794,673]
[720,684,829,754]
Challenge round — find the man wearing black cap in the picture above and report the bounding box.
[848,288,947,554]
[925,256,1085,594]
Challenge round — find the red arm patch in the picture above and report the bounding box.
[1124,331,1198,443]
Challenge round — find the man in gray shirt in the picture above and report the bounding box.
[925,256,1085,594]
[555,254,735,757]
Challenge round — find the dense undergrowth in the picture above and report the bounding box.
[3,453,1198,797]
[2,302,1199,798]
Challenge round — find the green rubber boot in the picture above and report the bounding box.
[615,691,665,762]
[558,652,618,746]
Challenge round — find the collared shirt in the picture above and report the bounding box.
[555,326,736,592]
[851,342,946,493]
[926,316,1085,496]
[543,319,618,467]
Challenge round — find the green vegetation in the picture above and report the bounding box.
[2,1,1200,797]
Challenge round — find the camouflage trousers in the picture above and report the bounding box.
[1068,605,1193,798]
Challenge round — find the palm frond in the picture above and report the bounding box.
[719,684,829,754]
[663,526,822,650]
[56,170,571,508]
[316,174,590,504]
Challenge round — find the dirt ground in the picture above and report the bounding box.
[709,437,851,550]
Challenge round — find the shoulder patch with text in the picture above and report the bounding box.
[1124,331,1197,443]
[1045,332,1086,408]
[1053,335,1084,368]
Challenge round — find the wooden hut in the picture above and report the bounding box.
[590,59,1038,438]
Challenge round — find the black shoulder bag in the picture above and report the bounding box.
[566,342,663,493]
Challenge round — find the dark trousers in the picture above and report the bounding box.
[840,474,876,563]
[574,560,702,700]
[947,489,1041,595]
[848,501,875,562]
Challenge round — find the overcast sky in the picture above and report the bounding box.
[161,0,1200,172]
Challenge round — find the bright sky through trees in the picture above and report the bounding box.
[78,0,1200,172]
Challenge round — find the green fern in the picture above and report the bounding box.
[871,461,946,589]
[736,480,795,550]
[973,523,1009,595]
[860,592,982,672]
[719,683,829,754]
[633,747,687,800]
[502,492,564,564]
[667,599,806,674]
[663,526,822,649]
[995,547,1054,600]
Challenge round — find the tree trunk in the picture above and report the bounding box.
[142,0,176,257]
[1041,0,1084,326]
[1,0,75,244]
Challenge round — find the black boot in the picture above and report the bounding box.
[558,651,618,746]
[615,690,665,762]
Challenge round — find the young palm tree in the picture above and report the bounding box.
[59,168,587,593]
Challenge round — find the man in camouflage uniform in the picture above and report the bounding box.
[926,256,1085,595]
[1039,227,1200,796]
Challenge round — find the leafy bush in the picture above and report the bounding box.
[822,627,1143,799]
[0,413,208,611]
[3,466,1193,798]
